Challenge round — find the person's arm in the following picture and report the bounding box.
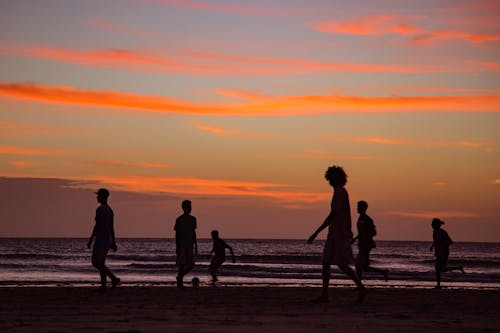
[307,212,332,244]
[351,234,359,244]
[110,213,117,252]
[207,245,215,259]
[229,246,235,263]
[193,230,198,256]
[445,231,453,246]
[87,224,96,249]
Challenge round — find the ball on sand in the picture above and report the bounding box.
[192,277,200,287]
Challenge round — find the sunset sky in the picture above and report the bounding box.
[0,0,499,241]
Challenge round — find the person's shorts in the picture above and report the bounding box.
[210,257,225,268]
[322,236,354,265]
[176,247,195,266]
[92,247,109,264]
[435,255,449,270]
[356,247,372,267]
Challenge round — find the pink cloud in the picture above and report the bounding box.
[192,121,273,139]
[76,175,329,204]
[151,0,287,16]
[1,44,477,76]
[385,210,481,219]
[315,14,500,45]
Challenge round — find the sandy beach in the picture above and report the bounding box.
[0,286,499,332]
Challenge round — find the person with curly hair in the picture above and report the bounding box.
[308,166,366,303]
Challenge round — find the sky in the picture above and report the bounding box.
[0,0,499,241]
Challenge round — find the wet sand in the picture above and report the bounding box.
[0,286,499,332]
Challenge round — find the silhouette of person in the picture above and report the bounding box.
[308,165,366,303]
[87,188,120,292]
[207,230,235,283]
[352,201,388,281]
[175,200,198,289]
[430,218,464,289]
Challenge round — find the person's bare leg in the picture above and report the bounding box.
[338,265,366,303]
[312,263,330,302]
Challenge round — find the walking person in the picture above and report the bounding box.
[308,165,366,303]
[352,200,388,281]
[175,200,198,289]
[430,218,465,289]
[87,188,120,293]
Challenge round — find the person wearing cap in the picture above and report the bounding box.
[430,218,464,289]
[87,188,120,292]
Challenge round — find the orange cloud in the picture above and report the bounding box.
[315,14,500,45]
[1,82,499,115]
[182,49,456,74]
[1,45,471,75]
[492,179,500,185]
[286,150,375,161]
[192,122,272,139]
[0,119,78,137]
[7,161,38,168]
[81,175,329,204]
[385,210,480,219]
[87,160,168,169]
[432,182,447,187]
[0,144,79,156]
[455,141,492,148]
[319,136,410,145]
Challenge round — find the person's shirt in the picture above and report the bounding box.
[212,238,230,260]
[94,204,114,249]
[433,228,452,257]
[328,187,353,240]
[175,214,197,249]
[357,214,376,249]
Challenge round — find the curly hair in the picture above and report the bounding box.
[324,165,348,187]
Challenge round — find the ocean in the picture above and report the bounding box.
[0,238,499,289]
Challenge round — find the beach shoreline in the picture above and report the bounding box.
[1,286,499,332]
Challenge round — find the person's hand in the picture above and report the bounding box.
[307,233,317,244]
[111,243,117,252]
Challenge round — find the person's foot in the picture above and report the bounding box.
[311,295,329,303]
[93,286,107,293]
[176,276,186,290]
[383,270,389,282]
[356,286,367,304]
[111,277,121,288]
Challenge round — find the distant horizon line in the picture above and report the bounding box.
[0,237,498,244]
